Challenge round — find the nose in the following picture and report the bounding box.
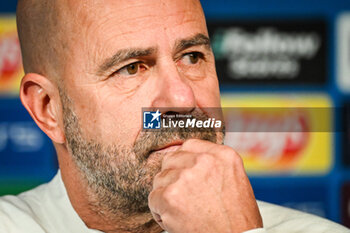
[152,60,196,114]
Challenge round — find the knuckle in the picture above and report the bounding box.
[221,146,241,163]
[162,184,179,207]
[233,153,244,169]
[182,138,200,148]
[221,145,235,154]
[162,151,173,162]
[196,153,214,166]
[152,173,163,189]
[148,189,157,204]
[153,169,176,189]
[154,171,162,180]
[161,152,176,168]
[178,168,193,181]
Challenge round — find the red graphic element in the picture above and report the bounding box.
[0,33,22,83]
[225,109,309,164]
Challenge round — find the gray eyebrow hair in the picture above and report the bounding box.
[96,33,210,76]
[174,33,211,54]
[96,47,156,76]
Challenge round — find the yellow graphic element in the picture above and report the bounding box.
[0,16,23,95]
[221,93,333,175]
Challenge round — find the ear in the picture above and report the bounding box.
[20,73,66,144]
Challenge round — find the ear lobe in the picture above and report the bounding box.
[20,73,66,144]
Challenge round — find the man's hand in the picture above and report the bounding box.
[148,139,263,233]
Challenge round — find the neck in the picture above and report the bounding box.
[56,145,163,233]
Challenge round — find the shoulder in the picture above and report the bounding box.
[0,172,92,233]
[257,200,350,233]
[0,172,63,233]
[0,186,48,233]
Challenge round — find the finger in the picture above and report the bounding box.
[148,187,167,229]
[148,186,167,216]
[151,212,166,230]
[181,138,242,165]
[148,185,181,231]
[152,168,181,190]
[181,138,222,154]
[161,150,197,171]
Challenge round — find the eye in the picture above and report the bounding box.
[182,52,203,65]
[188,53,199,64]
[126,63,139,75]
[115,62,143,77]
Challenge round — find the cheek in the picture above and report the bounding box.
[89,91,153,147]
[105,67,152,95]
[66,91,134,147]
[96,103,141,146]
[191,68,221,108]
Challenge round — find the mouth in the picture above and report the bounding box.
[150,140,184,154]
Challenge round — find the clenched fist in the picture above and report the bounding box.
[148,139,263,233]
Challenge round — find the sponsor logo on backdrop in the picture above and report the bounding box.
[225,109,309,160]
[0,122,44,153]
[0,16,23,95]
[0,102,56,178]
[221,94,332,174]
[337,13,350,93]
[208,19,327,85]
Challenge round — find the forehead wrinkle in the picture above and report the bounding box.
[92,10,206,76]
[54,0,205,81]
[78,2,160,70]
[83,0,160,29]
[58,1,116,74]
[116,1,160,12]
[159,0,203,18]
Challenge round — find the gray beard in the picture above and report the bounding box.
[60,89,223,217]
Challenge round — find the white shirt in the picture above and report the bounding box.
[0,171,348,233]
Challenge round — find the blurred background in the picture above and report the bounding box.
[1,0,350,228]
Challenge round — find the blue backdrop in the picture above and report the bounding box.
[1,0,350,227]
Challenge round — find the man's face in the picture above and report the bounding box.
[60,0,223,216]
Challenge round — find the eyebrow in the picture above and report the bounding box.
[96,33,211,76]
[96,47,156,76]
[174,33,211,54]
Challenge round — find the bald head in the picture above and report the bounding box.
[17,0,206,86]
[17,0,78,83]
